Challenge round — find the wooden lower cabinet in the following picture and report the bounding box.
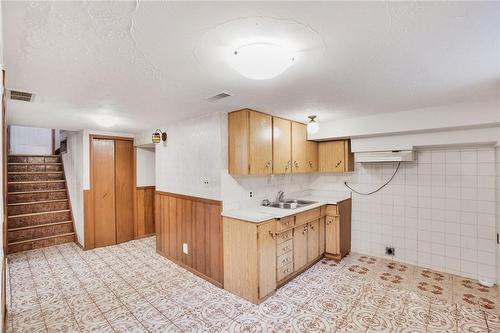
[223,202,351,304]
[223,217,277,303]
[293,224,308,272]
[307,219,320,262]
[325,199,352,260]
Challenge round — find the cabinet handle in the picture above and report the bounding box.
[335,160,342,168]
[302,226,308,234]
[310,224,315,230]
[294,161,299,168]
[309,161,313,167]
[269,231,277,239]
[266,160,272,168]
[285,160,292,171]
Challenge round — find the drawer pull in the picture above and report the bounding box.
[269,231,278,239]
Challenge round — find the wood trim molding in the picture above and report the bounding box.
[133,147,138,238]
[89,134,134,142]
[137,185,155,190]
[83,189,94,250]
[155,190,222,205]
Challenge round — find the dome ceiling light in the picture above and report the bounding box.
[306,115,319,134]
[228,42,296,80]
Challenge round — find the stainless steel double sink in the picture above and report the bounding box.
[268,199,317,209]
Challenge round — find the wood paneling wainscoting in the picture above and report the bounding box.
[155,191,223,287]
[135,186,155,238]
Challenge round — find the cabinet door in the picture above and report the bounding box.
[272,117,291,174]
[258,222,277,299]
[319,217,325,255]
[306,141,318,172]
[307,220,319,262]
[228,110,250,175]
[325,216,340,254]
[318,141,345,173]
[249,111,273,175]
[293,225,308,272]
[291,122,307,173]
[115,140,135,244]
[92,139,116,248]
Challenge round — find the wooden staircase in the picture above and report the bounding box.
[7,155,75,253]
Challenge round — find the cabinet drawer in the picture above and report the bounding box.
[276,230,293,244]
[277,251,293,269]
[295,207,321,226]
[277,216,294,232]
[277,239,293,256]
[326,205,338,216]
[277,262,293,281]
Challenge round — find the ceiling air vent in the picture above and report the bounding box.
[7,90,35,102]
[207,92,231,102]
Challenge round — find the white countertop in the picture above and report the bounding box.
[222,191,351,223]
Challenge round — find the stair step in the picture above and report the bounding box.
[8,232,75,246]
[8,190,68,204]
[8,189,67,195]
[8,210,72,229]
[8,220,72,232]
[8,209,70,218]
[8,180,65,184]
[8,163,62,165]
[8,199,68,206]
[8,171,64,174]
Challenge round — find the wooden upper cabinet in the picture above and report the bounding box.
[306,141,318,172]
[291,122,307,173]
[228,109,272,175]
[272,117,291,174]
[318,140,354,173]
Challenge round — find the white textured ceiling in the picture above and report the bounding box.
[3,1,500,133]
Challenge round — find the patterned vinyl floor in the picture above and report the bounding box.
[6,236,500,332]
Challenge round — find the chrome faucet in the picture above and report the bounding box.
[276,190,285,203]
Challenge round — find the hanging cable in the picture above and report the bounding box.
[344,162,401,195]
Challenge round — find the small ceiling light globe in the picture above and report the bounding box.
[228,42,295,80]
[306,115,319,134]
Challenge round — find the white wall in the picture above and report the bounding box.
[309,147,497,282]
[61,130,84,245]
[154,112,224,200]
[9,125,52,155]
[136,147,155,187]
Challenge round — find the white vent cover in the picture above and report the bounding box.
[207,92,231,102]
[355,150,415,163]
[7,90,35,102]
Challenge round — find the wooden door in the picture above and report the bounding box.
[272,117,291,174]
[93,139,116,247]
[115,140,135,244]
[325,216,340,254]
[258,222,277,299]
[291,122,307,173]
[306,141,318,172]
[307,219,319,262]
[249,111,273,175]
[293,225,308,272]
[319,141,345,172]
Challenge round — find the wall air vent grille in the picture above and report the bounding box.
[8,90,35,102]
[207,92,231,102]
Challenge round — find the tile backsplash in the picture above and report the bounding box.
[310,147,497,282]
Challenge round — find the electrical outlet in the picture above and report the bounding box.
[182,243,188,254]
[385,246,395,256]
[249,191,254,198]
[203,180,209,187]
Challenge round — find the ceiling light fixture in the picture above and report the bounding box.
[228,42,295,80]
[306,115,319,134]
[94,115,118,128]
